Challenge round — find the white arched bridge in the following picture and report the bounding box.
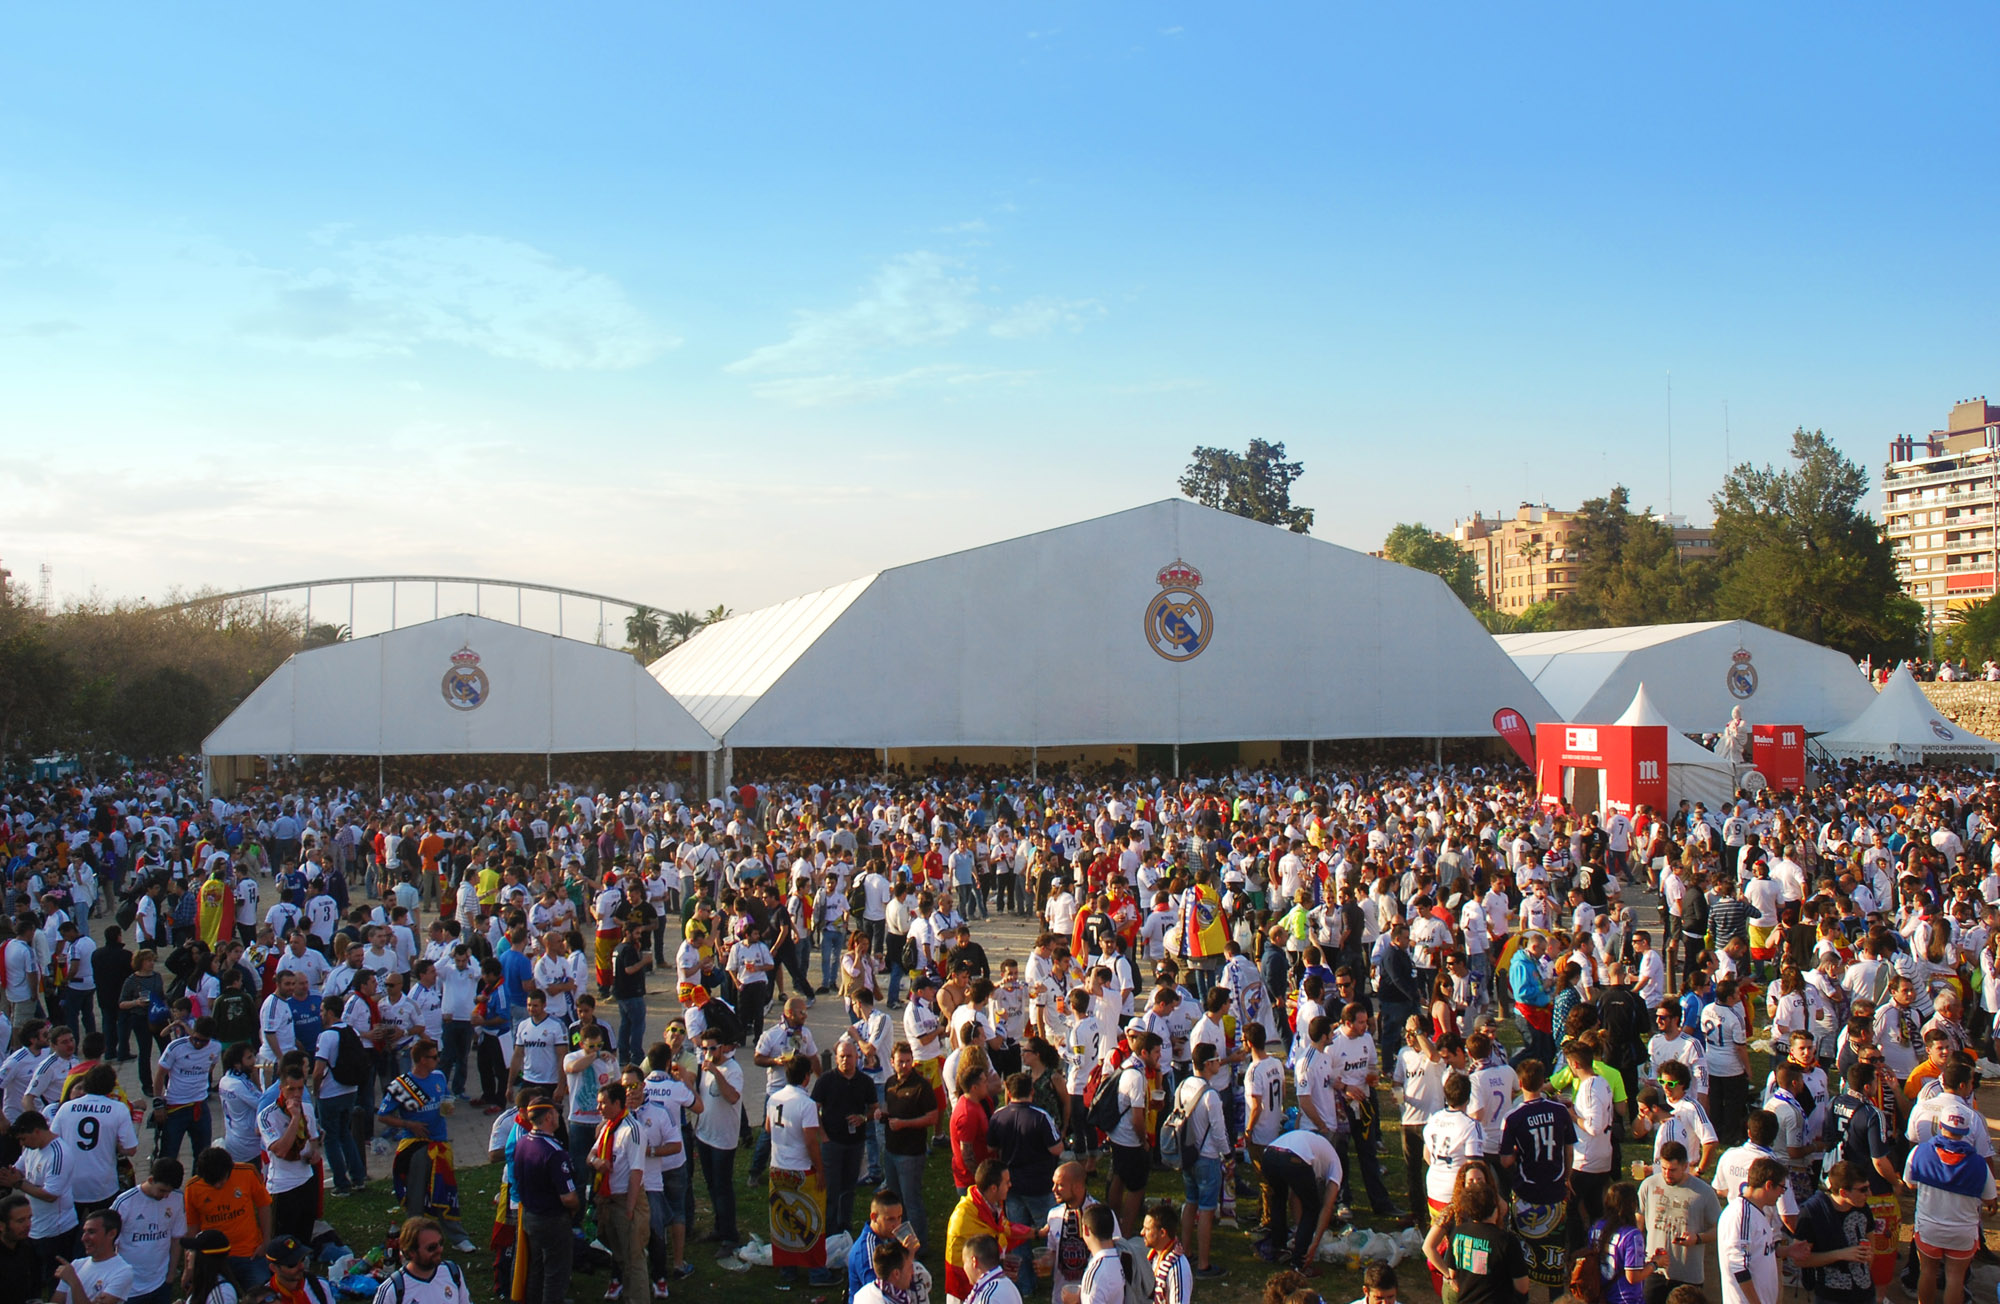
[167,574,667,644]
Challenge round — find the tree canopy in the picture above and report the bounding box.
[1709,427,1921,661]
[1179,439,1314,532]
[1940,597,2000,665]
[1381,522,1480,605]
[1569,486,1716,627]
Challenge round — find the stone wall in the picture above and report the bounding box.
[1918,681,2000,739]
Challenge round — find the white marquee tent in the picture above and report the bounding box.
[1609,682,1735,809]
[1816,665,2000,762]
[651,499,1558,750]
[1496,620,1875,734]
[203,614,718,758]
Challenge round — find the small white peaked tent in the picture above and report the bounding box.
[1609,683,1735,810]
[204,614,718,757]
[1816,665,2000,763]
[651,499,1558,749]
[1496,620,1876,733]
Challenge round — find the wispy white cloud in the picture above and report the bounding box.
[745,364,1035,408]
[243,234,677,370]
[727,252,980,376]
[728,251,1097,404]
[989,296,1105,339]
[1161,26,1184,36]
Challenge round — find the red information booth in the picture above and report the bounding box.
[1534,722,1669,818]
[1752,724,1806,792]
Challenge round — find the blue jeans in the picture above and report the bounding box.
[617,997,646,1065]
[158,1098,212,1165]
[319,1092,365,1191]
[65,988,98,1037]
[440,1019,472,1096]
[1006,1189,1055,1298]
[885,943,905,1007]
[819,930,847,991]
[696,1140,738,1242]
[864,1112,885,1179]
[885,1152,928,1248]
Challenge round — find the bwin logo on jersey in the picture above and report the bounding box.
[1146,559,1212,662]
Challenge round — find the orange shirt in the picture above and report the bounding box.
[185,1165,270,1256]
[419,833,446,872]
[1904,1059,1947,1101]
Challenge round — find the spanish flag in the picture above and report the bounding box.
[196,875,229,949]
[1179,882,1228,959]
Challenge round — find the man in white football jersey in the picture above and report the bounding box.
[48,1063,138,1216]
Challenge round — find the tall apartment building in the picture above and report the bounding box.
[1883,397,2000,625]
[1452,504,1717,611]
[1453,505,1586,611]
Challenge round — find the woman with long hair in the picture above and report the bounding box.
[1021,1035,1069,1135]
[1582,1180,1647,1304]
[1429,973,1460,1044]
[839,929,880,1019]
[179,1228,236,1304]
[1421,1160,1520,1300]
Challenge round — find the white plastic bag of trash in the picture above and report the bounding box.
[825,1232,855,1265]
[733,1234,772,1267]
[1318,1228,1365,1262]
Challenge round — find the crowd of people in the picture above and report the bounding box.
[0,749,1996,1304]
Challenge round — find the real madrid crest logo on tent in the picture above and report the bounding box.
[441,645,489,711]
[1726,647,1757,699]
[1145,558,1212,662]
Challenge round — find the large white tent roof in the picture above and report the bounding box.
[1496,620,1875,733]
[652,499,1558,748]
[1817,665,2000,761]
[205,614,718,756]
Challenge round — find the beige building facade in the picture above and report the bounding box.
[1453,505,1714,612]
[1883,397,2000,625]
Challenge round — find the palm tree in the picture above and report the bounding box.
[659,609,707,653]
[624,607,665,662]
[702,604,734,626]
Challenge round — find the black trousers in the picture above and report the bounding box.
[1330,1097,1396,1212]
[1400,1125,1426,1217]
[1709,1073,1748,1148]
[1257,1147,1325,1269]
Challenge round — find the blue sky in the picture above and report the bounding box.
[5,4,1998,623]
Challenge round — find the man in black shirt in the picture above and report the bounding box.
[1791,1161,1877,1304]
[1497,1059,1576,1291]
[948,925,989,983]
[610,932,650,1067]
[985,1072,1063,1300]
[809,1040,877,1237]
[0,1193,34,1304]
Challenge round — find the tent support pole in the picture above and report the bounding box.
[721,746,733,794]
[1436,736,1443,768]
[1173,744,1180,779]
[1031,747,1037,781]
[547,754,552,788]
[377,756,384,802]
[1307,739,1314,778]
[705,750,717,802]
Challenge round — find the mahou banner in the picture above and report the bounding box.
[1493,707,1536,767]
